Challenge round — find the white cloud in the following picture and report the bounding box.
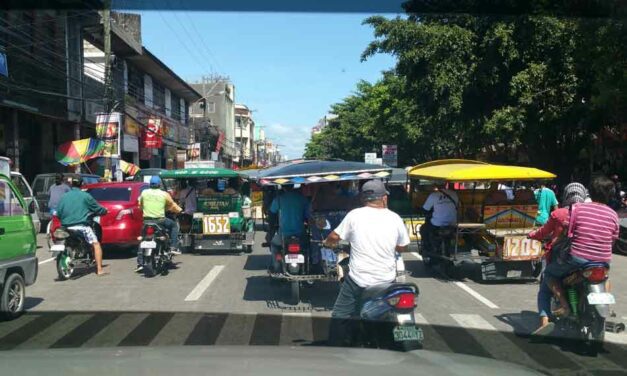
[263,123,312,160]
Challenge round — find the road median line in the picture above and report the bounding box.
[184,265,225,302]
[453,281,499,309]
[38,257,55,265]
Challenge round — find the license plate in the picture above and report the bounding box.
[140,241,157,249]
[285,254,304,264]
[203,215,231,235]
[50,244,65,252]
[507,270,522,278]
[393,325,423,342]
[503,236,542,260]
[587,292,616,305]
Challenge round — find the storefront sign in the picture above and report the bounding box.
[123,134,139,153]
[187,142,201,160]
[139,146,152,161]
[95,112,122,158]
[142,118,162,149]
[364,152,376,164]
[124,116,141,137]
[382,144,398,167]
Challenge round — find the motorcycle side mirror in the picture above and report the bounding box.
[28,200,36,214]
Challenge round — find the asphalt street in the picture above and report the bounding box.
[1,232,626,375]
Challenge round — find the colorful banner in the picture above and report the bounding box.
[142,118,163,149]
[187,143,201,160]
[119,160,140,176]
[95,112,122,157]
[483,205,537,228]
[215,131,225,152]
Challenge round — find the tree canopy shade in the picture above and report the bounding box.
[304,2,626,181]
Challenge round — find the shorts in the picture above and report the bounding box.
[67,225,98,244]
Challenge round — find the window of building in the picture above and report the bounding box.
[127,63,144,102]
[152,80,165,112]
[207,101,215,113]
[171,93,181,120]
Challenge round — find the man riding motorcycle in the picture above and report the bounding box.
[138,176,183,271]
[56,176,108,276]
[324,180,411,346]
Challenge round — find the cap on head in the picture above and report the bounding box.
[360,180,389,201]
[70,176,82,188]
[150,175,162,187]
[562,182,588,206]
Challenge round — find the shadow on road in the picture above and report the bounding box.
[243,275,337,312]
[243,254,270,271]
[23,297,43,310]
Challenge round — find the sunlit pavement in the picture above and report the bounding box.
[4,233,626,374]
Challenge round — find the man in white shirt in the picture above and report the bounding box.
[177,179,197,215]
[324,179,410,346]
[419,184,459,253]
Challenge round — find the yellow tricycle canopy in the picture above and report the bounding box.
[408,159,556,182]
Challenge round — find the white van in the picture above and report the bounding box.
[0,156,9,177]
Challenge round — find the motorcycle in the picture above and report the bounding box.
[137,220,173,278]
[334,244,423,352]
[49,216,102,280]
[275,235,307,304]
[550,261,615,354]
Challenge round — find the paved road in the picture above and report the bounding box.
[2,233,626,375]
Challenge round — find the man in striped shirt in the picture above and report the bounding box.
[544,175,619,316]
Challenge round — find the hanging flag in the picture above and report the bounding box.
[119,160,140,176]
[55,138,104,166]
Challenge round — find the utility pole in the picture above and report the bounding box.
[103,0,113,181]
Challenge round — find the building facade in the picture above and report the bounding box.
[234,104,254,167]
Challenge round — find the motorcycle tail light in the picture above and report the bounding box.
[582,267,608,283]
[53,228,70,240]
[287,243,300,253]
[388,293,415,309]
[145,226,155,236]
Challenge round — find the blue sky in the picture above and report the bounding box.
[138,11,398,158]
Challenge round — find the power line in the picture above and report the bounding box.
[181,10,225,74]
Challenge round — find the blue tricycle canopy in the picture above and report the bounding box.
[256,160,392,186]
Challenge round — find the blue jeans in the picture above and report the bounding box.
[544,254,590,286]
[328,275,365,346]
[537,277,552,318]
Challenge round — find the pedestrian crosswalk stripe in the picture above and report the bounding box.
[249,314,281,346]
[82,313,148,348]
[119,312,175,346]
[184,313,228,345]
[414,313,452,353]
[17,314,92,350]
[0,314,39,339]
[215,313,257,345]
[0,313,64,350]
[52,312,120,348]
[150,313,204,346]
[450,314,542,370]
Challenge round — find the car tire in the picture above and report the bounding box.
[1,273,26,320]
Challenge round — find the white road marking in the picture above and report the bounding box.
[450,314,543,369]
[184,265,225,301]
[453,281,499,309]
[410,252,423,260]
[83,313,148,348]
[215,313,257,345]
[149,313,204,346]
[18,314,92,349]
[38,257,55,265]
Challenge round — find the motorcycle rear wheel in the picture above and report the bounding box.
[143,255,156,278]
[585,310,605,355]
[289,281,300,305]
[56,253,74,281]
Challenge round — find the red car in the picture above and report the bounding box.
[51,182,148,248]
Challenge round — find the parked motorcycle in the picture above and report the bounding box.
[335,245,423,352]
[49,216,102,280]
[137,220,173,278]
[550,261,614,354]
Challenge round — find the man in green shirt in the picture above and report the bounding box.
[534,183,558,225]
[56,177,108,275]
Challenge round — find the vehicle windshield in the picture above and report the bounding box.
[87,187,132,202]
[2,3,625,375]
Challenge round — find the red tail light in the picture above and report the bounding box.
[287,243,300,253]
[145,226,155,236]
[388,293,415,309]
[582,267,608,283]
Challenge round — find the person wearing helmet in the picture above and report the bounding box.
[323,180,411,346]
[138,176,183,264]
[56,176,109,275]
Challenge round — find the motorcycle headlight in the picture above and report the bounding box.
[53,228,70,240]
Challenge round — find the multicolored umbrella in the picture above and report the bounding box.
[119,160,140,176]
[55,138,104,166]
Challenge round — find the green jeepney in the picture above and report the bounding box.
[161,168,255,253]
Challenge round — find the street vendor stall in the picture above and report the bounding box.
[408,159,556,281]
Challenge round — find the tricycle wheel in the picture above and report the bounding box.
[289,281,300,305]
